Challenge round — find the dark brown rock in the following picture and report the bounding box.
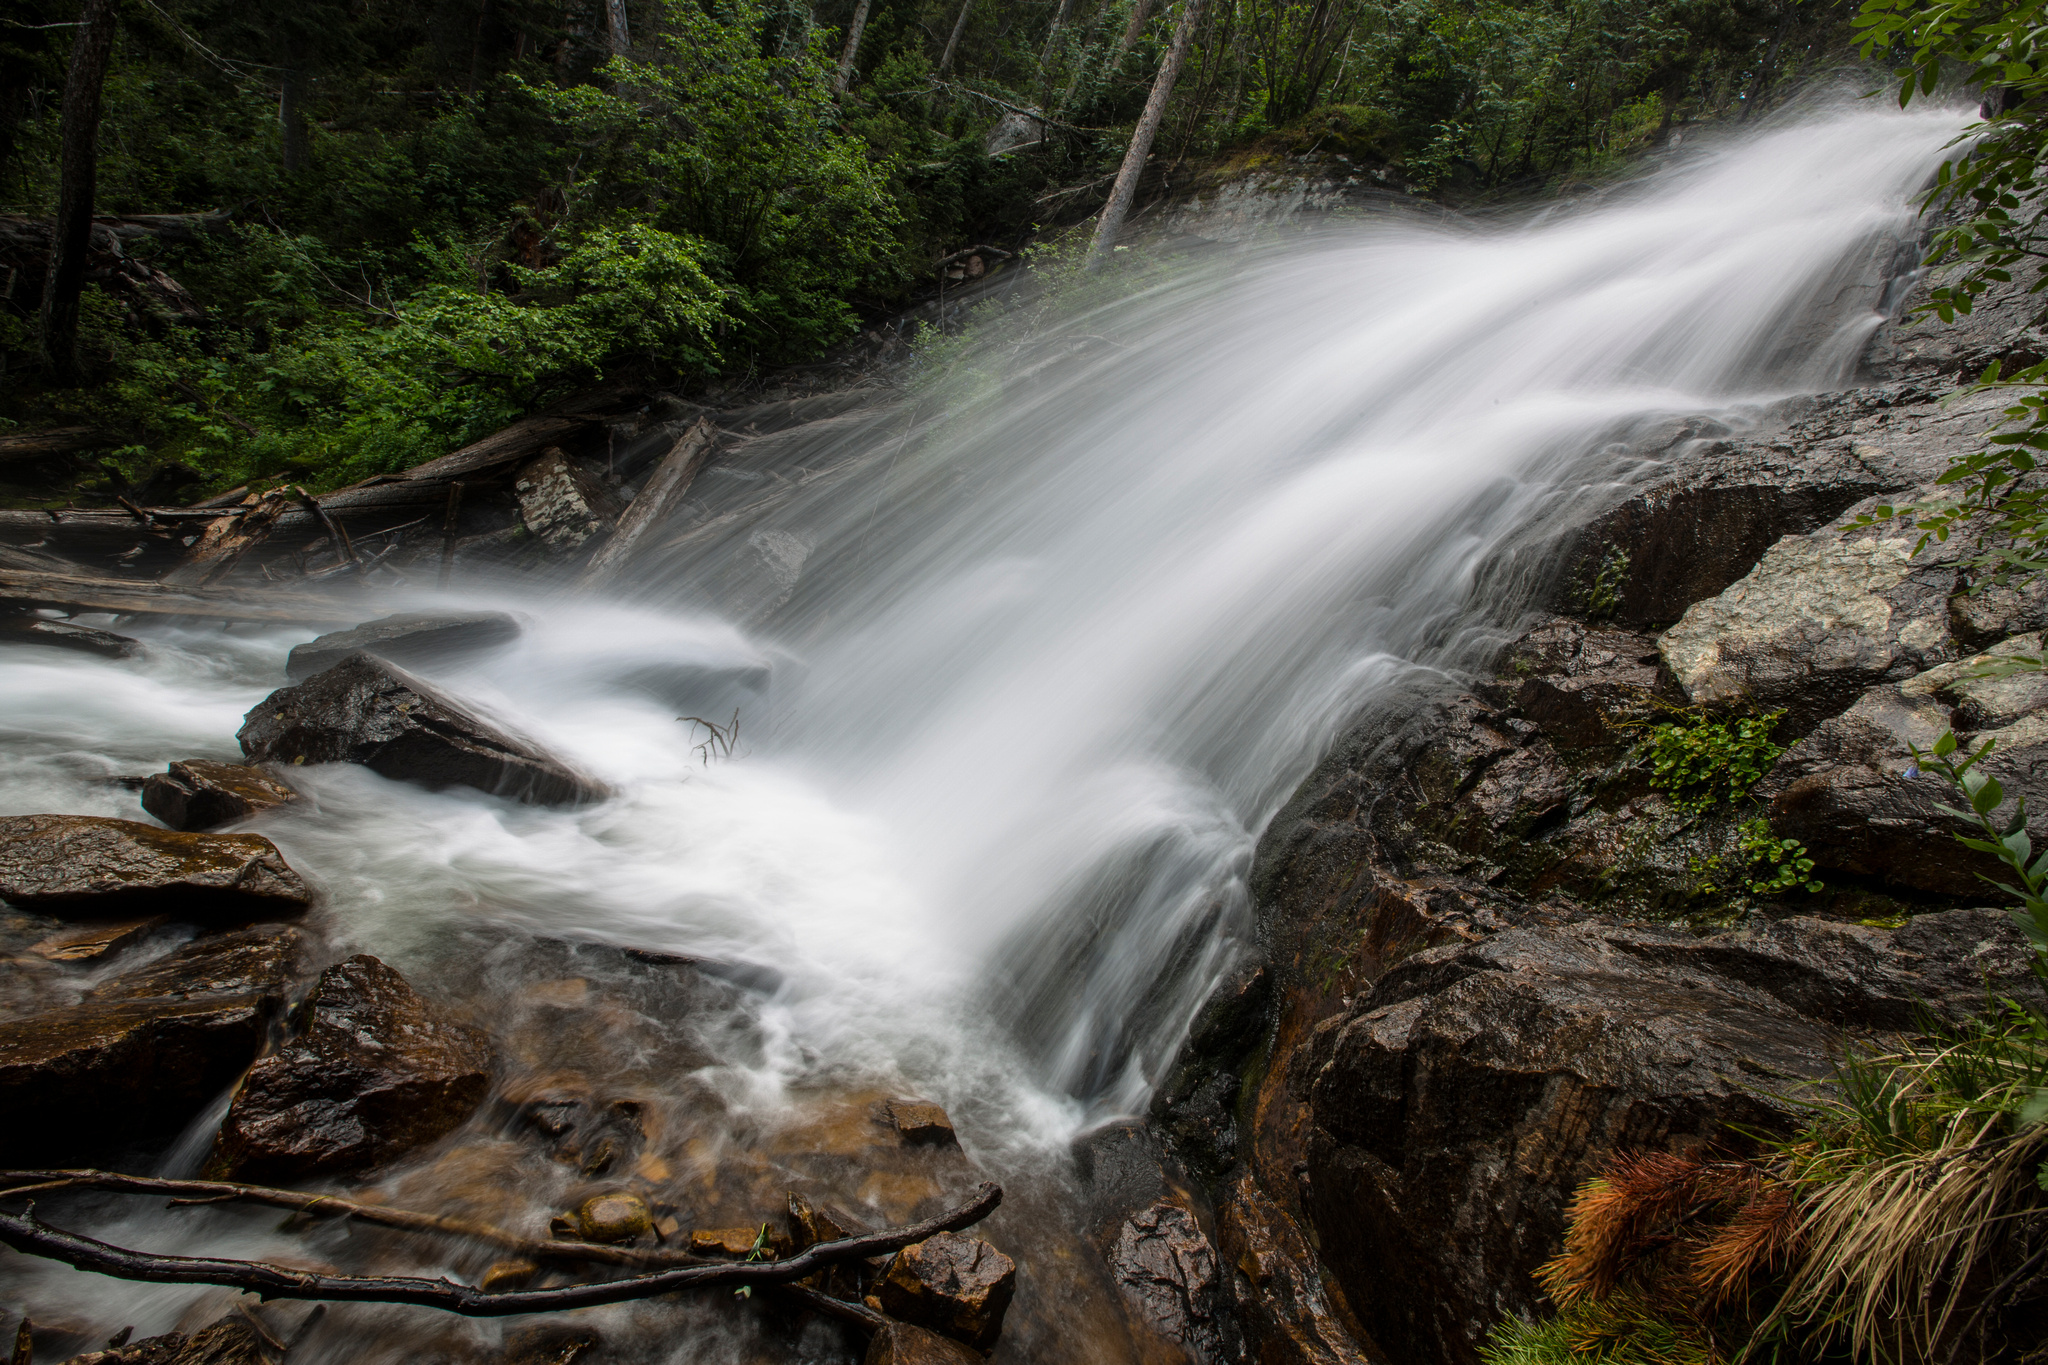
[28,915,165,963]
[1108,1200,1234,1364]
[285,610,523,682]
[0,925,304,1164]
[238,653,608,806]
[881,1098,958,1147]
[0,815,311,921]
[141,760,298,832]
[862,1321,983,1365]
[58,1312,268,1365]
[873,1231,1017,1352]
[1,613,140,659]
[209,953,493,1181]
[1503,618,1679,755]
[1216,1174,1369,1365]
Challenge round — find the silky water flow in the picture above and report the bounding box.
[0,102,1970,1361]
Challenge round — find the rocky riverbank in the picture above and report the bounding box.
[1093,244,2048,1364]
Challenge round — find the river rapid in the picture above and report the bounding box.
[0,101,1970,1361]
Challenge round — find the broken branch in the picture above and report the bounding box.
[0,1181,1001,1316]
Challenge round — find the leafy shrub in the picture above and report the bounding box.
[1639,711,1785,815]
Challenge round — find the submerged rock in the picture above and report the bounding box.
[862,1321,983,1365]
[565,1190,652,1244]
[140,759,298,832]
[57,1311,270,1365]
[285,610,523,682]
[0,924,304,1164]
[238,652,608,806]
[879,1098,958,1147]
[1,614,141,659]
[0,814,311,921]
[209,953,493,1181]
[873,1231,1017,1352]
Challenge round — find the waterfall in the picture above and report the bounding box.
[0,100,1969,1351]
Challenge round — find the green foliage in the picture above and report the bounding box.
[1574,544,1631,618]
[1736,817,1823,895]
[1481,1291,1715,1365]
[84,224,724,489]
[1910,730,2048,972]
[1640,710,1787,815]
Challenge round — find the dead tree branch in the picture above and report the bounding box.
[0,1181,1001,1316]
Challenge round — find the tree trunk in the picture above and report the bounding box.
[938,0,974,76]
[279,65,309,176]
[604,0,630,56]
[38,0,118,385]
[1112,0,1156,64]
[1037,0,1077,85]
[833,0,873,94]
[1088,0,1201,267]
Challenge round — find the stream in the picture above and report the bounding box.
[0,100,1969,1362]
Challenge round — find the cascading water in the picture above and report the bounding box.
[0,102,1970,1360]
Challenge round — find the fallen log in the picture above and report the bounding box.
[0,1181,1002,1316]
[0,427,117,463]
[576,416,717,589]
[160,489,290,588]
[0,568,357,622]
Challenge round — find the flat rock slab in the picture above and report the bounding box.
[0,924,304,1164]
[141,759,298,832]
[285,611,522,682]
[862,1322,984,1365]
[1,614,140,659]
[209,953,493,1181]
[874,1230,1017,1352]
[239,653,607,806]
[0,814,311,921]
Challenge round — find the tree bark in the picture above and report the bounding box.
[1088,0,1201,267]
[833,0,873,94]
[1112,0,1156,64]
[937,0,974,76]
[38,0,119,385]
[1037,0,1078,84]
[604,0,631,56]
[279,66,310,176]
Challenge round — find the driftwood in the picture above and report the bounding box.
[0,567,357,622]
[160,490,290,588]
[0,1181,1002,1316]
[576,417,718,588]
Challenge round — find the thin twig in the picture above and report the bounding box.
[0,1182,1001,1316]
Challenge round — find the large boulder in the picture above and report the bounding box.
[209,953,493,1180]
[1658,515,1962,735]
[872,1231,1018,1352]
[0,814,311,921]
[0,924,304,1164]
[1107,1200,1235,1364]
[1296,910,2037,1365]
[238,653,607,806]
[285,610,523,682]
[140,759,298,832]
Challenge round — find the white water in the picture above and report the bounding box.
[0,102,1969,1355]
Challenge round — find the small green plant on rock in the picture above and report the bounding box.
[1572,544,1631,619]
[1639,710,1786,815]
[1737,818,1822,896]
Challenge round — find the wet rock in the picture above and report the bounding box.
[59,1311,268,1365]
[1504,619,1678,756]
[500,1324,600,1365]
[1756,660,2048,896]
[879,1098,958,1147]
[140,760,297,832]
[1,613,141,659]
[0,925,303,1164]
[480,1259,538,1293]
[209,953,493,1181]
[1291,910,2042,1365]
[285,610,523,682]
[1108,1200,1235,1364]
[789,1190,877,1298]
[1072,1120,1171,1243]
[873,1231,1017,1352]
[515,448,618,552]
[689,1224,794,1257]
[862,1321,983,1365]
[239,653,608,806]
[565,1190,651,1244]
[1216,1174,1367,1365]
[0,815,311,921]
[28,915,165,963]
[1658,515,1962,736]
